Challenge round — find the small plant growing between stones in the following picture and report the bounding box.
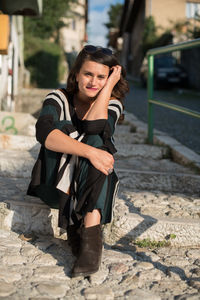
[165,233,176,240]
[131,237,174,249]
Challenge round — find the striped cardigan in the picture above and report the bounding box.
[27,88,123,216]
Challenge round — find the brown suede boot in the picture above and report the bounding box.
[71,224,103,277]
[67,223,81,257]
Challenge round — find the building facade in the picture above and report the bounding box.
[0,1,42,111]
[59,0,88,71]
[120,0,200,77]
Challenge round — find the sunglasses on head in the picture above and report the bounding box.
[83,45,113,56]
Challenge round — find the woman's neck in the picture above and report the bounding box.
[75,92,96,104]
[73,94,94,120]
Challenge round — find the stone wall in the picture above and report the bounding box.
[148,0,186,34]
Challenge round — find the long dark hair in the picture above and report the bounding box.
[66,46,129,101]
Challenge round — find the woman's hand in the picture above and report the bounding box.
[87,147,114,176]
[105,65,121,91]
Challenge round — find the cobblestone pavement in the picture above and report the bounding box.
[0,89,200,299]
[0,229,200,300]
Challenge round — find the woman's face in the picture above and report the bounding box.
[76,60,110,99]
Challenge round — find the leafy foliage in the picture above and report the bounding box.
[133,238,171,249]
[104,3,123,29]
[142,16,158,55]
[189,13,200,38]
[23,0,76,87]
[24,36,65,88]
[24,0,76,39]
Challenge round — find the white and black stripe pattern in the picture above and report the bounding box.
[40,92,122,195]
[45,90,85,194]
[55,96,122,194]
[108,99,123,127]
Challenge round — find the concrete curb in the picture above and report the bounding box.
[124,110,200,172]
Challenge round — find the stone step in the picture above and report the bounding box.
[0,132,168,160]
[0,176,61,237]
[106,199,200,247]
[17,88,51,115]
[106,187,200,247]
[0,111,36,136]
[115,144,170,159]
[0,149,38,178]
[114,124,147,144]
[0,134,39,151]
[1,148,199,196]
[0,175,199,246]
[116,168,200,194]
[115,157,195,174]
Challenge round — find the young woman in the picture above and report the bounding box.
[27,45,129,277]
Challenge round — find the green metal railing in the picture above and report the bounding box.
[147,38,200,143]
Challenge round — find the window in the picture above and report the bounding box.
[186,2,200,19]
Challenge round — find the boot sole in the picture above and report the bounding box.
[71,268,99,278]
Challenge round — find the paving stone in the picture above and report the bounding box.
[103,249,133,264]
[21,244,41,257]
[35,282,69,298]
[124,288,161,300]
[32,253,58,266]
[134,261,154,270]
[109,263,129,275]
[188,280,200,291]
[186,249,200,258]
[0,266,22,283]
[175,293,200,300]
[33,266,68,280]
[121,273,139,286]
[137,268,163,283]
[194,259,200,267]
[2,255,27,265]
[89,265,109,285]
[192,268,200,276]
[164,256,191,268]
[0,282,16,297]
[83,286,114,300]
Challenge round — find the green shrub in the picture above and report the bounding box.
[24,35,65,88]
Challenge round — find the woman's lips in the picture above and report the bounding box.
[86,87,98,91]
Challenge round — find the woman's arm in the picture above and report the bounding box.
[45,129,114,175]
[85,65,121,120]
[36,92,114,175]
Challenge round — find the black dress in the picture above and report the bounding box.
[27,88,123,229]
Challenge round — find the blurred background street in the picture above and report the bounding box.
[125,82,200,154]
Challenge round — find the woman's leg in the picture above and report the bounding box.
[84,209,101,227]
[71,135,106,277]
[71,222,103,277]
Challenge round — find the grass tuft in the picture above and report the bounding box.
[132,238,171,249]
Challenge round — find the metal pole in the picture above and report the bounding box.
[147,54,154,144]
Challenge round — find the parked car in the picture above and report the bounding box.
[140,55,188,88]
